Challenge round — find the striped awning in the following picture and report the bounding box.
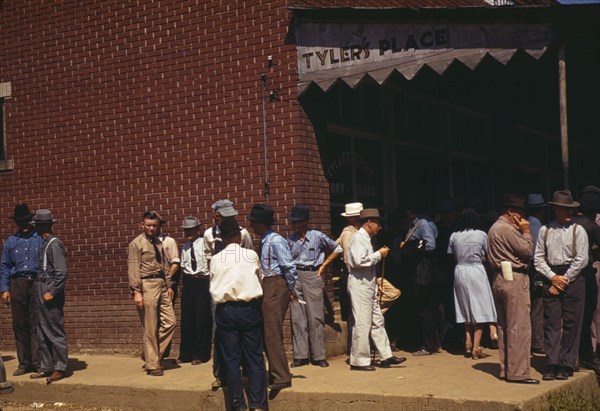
[296,22,551,93]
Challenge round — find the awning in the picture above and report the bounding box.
[296,22,552,94]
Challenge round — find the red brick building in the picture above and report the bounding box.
[1,1,598,355]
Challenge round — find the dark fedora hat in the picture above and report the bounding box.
[503,194,526,210]
[582,186,600,196]
[32,209,56,225]
[548,190,580,208]
[289,205,310,222]
[579,186,600,213]
[526,194,547,208]
[12,204,33,222]
[220,217,241,239]
[249,204,275,225]
[360,208,381,220]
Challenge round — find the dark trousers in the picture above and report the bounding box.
[544,272,585,370]
[162,273,179,358]
[216,300,267,411]
[212,302,223,379]
[530,273,545,351]
[10,277,40,371]
[414,283,441,352]
[261,276,291,385]
[35,282,68,373]
[579,264,599,362]
[179,276,213,363]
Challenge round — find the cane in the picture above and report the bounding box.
[378,255,387,309]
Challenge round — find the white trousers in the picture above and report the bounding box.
[347,272,392,366]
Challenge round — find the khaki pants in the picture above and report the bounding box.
[492,272,532,381]
[377,278,401,316]
[138,278,176,370]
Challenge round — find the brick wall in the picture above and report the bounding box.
[0,0,331,355]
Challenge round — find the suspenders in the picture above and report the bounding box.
[263,234,275,276]
[543,223,578,259]
[42,237,58,273]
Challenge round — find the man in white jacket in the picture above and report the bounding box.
[346,208,406,371]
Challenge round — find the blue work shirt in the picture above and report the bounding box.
[287,229,342,267]
[260,229,297,291]
[1,230,44,292]
[408,216,438,252]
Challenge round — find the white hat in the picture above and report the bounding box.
[341,202,363,217]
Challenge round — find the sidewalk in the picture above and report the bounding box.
[1,348,599,411]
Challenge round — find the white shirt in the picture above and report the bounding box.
[209,243,263,304]
[203,225,254,263]
[181,237,208,276]
[347,227,382,278]
[534,221,589,282]
[158,234,180,265]
[336,225,358,264]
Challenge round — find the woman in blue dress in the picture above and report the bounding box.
[448,208,497,359]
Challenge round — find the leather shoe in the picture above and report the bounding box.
[507,378,540,384]
[350,365,376,371]
[579,359,600,373]
[46,371,65,384]
[555,366,570,380]
[191,359,203,365]
[147,368,164,376]
[30,371,52,379]
[291,358,309,368]
[268,382,291,390]
[13,367,27,377]
[412,348,437,356]
[555,371,569,380]
[531,347,546,355]
[313,359,329,367]
[379,356,407,368]
[542,367,556,381]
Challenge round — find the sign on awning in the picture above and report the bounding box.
[296,22,552,93]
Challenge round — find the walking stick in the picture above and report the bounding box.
[378,255,387,309]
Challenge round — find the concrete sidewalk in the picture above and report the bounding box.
[1,348,599,411]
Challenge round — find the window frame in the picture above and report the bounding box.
[0,82,14,171]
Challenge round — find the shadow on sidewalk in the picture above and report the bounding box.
[530,355,548,374]
[472,362,501,378]
[65,357,88,378]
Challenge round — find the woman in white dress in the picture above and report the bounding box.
[448,208,498,359]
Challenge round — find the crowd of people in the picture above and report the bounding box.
[2,186,599,409]
[371,188,600,385]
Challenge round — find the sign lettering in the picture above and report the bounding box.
[296,23,550,74]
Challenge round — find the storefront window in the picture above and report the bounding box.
[323,133,384,206]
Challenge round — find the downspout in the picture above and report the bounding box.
[261,74,270,203]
